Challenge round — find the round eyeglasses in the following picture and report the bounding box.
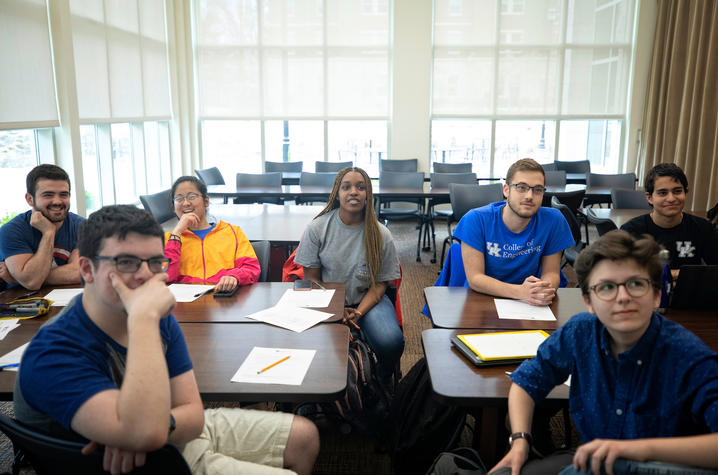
[173,193,202,204]
[588,277,654,301]
[94,255,170,274]
[508,183,545,195]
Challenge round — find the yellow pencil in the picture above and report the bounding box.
[257,355,291,374]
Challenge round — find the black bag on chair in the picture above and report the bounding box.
[426,447,487,475]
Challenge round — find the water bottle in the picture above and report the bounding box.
[658,249,671,312]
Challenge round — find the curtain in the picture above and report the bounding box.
[639,0,718,210]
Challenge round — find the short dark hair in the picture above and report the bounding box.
[26,164,71,197]
[644,163,688,195]
[171,176,208,202]
[506,158,545,184]
[575,230,663,297]
[78,205,164,260]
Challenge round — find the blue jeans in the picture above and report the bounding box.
[355,294,404,378]
[558,458,718,475]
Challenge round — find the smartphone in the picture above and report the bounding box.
[293,279,313,291]
[213,286,239,298]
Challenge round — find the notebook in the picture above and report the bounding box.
[670,265,718,309]
[450,330,549,367]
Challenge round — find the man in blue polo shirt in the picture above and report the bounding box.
[453,158,573,305]
[0,164,84,290]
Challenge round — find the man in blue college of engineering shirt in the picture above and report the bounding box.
[0,164,84,290]
[490,231,718,475]
[453,158,574,306]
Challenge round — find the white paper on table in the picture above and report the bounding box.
[494,298,556,321]
[168,284,215,303]
[0,319,20,340]
[231,347,316,385]
[0,342,29,372]
[244,305,332,333]
[276,289,335,308]
[462,331,547,360]
[43,288,83,306]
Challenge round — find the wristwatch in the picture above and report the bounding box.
[169,413,176,435]
[508,432,532,447]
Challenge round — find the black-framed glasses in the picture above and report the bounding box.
[508,183,545,195]
[173,193,202,204]
[588,277,654,301]
[94,255,170,274]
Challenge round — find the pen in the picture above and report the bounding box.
[257,356,290,374]
[193,289,212,298]
[1,307,39,314]
[314,281,327,291]
[0,363,19,370]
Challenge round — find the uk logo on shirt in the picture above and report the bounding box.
[486,242,501,257]
[676,241,695,258]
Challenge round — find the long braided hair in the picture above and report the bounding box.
[315,167,383,287]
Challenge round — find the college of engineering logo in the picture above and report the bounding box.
[486,242,501,257]
[676,241,695,258]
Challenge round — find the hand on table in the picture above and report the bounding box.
[519,276,555,306]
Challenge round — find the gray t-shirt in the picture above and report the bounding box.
[294,209,400,305]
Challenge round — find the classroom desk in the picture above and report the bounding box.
[424,287,586,329]
[182,322,349,402]
[584,208,708,229]
[173,282,346,323]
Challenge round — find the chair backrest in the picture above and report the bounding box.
[554,160,591,174]
[379,158,418,172]
[430,172,477,188]
[0,414,191,475]
[299,171,337,187]
[379,171,424,189]
[195,167,225,185]
[315,161,352,172]
[236,172,282,188]
[587,172,636,188]
[585,208,618,236]
[542,162,558,172]
[250,240,271,282]
[433,162,472,173]
[265,161,303,173]
[611,189,650,209]
[448,182,503,222]
[139,189,175,224]
[544,170,567,187]
[544,188,585,214]
[551,196,581,244]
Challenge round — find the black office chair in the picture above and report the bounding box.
[377,171,425,261]
[551,196,585,269]
[542,188,588,244]
[194,167,225,185]
[433,162,472,173]
[440,182,503,266]
[235,172,283,205]
[250,240,271,282]
[315,161,352,173]
[265,161,302,173]
[296,172,335,205]
[611,189,650,210]
[0,414,191,475]
[378,159,418,173]
[425,172,477,263]
[139,189,175,225]
[544,170,567,187]
[585,172,636,207]
[542,162,558,172]
[585,208,618,236]
[554,160,591,174]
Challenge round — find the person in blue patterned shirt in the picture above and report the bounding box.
[490,230,718,475]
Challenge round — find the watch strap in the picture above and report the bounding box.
[508,432,532,447]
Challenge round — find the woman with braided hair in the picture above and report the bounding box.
[295,167,404,380]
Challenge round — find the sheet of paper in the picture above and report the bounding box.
[231,347,316,385]
[462,331,547,360]
[276,289,335,308]
[168,284,215,303]
[0,342,29,372]
[494,298,556,321]
[43,288,83,306]
[244,305,332,333]
[0,319,20,340]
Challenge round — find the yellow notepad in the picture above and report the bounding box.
[457,330,549,361]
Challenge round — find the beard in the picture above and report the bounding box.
[506,198,537,219]
[37,204,68,223]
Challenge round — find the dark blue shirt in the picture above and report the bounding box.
[511,312,718,442]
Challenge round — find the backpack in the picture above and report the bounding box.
[388,357,468,474]
[426,447,487,475]
[708,202,718,230]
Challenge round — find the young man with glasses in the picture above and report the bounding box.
[0,164,84,290]
[14,205,319,475]
[453,158,574,305]
[490,231,718,475]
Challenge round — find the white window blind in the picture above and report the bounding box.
[0,0,58,129]
[70,0,171,122]
[195,0,390,119]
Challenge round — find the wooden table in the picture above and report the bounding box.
[183,322,348,402]
[424,287,587,329]
[585,208,707,229]
[173,282,345,323]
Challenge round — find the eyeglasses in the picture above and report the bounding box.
[173,193,202,204]
[588,277,654,301]
[508,183,545,195]
[94,255,170,274]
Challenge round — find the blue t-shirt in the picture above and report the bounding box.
[511,312,718,441]
[14,295,193,437]
[452,201,573,286]
[190,223,216,240]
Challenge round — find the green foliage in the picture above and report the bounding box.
[1,211,19,226]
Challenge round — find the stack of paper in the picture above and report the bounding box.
[0,319,20,340]
[454,330,549,366]
[44,288,83,306]
[494,299,556,321]
[168,284,216,302]
[244,289,335,333]
[231,347,316,385]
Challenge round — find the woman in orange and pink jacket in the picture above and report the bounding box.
[164,176,260,292]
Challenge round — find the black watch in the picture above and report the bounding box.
[169,413,176,435]
[508,432,532,447]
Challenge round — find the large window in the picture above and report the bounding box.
[432,0,635,176]
[195,0,391,177]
